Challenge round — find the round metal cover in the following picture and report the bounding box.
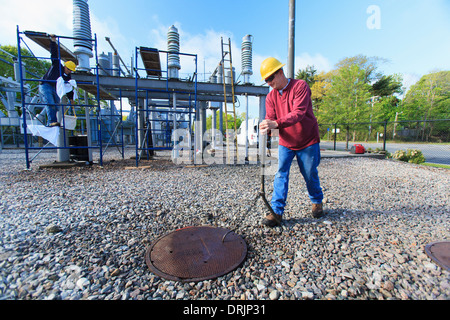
[425,241,450,271]
[145,226,247,282]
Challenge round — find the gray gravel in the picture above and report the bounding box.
[0,148,448,300]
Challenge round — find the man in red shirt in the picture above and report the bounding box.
[259,57,323,227]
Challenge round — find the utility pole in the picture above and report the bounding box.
[287,0,296,79]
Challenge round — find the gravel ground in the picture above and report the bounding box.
[0,147,448,301]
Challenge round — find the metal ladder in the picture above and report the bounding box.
[220,37,238,162]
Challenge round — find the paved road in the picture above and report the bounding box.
[320,141,450,165]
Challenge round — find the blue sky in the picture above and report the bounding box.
[1,0,449,117]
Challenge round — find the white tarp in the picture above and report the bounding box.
[27,125,60,147]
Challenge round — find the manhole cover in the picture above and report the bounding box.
[145,226,247,282]
[425,241,450,271]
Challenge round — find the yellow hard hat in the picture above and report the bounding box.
[260,57,285,81]
[65,61,76,72]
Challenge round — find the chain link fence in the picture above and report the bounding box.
[319,119,450,165]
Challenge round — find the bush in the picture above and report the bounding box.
[392,149,426,164]
[392,149,408,161]
[406,149,426,164]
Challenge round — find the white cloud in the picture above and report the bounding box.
[295,53,332,73]
[144,23,241,81]
[0,0,72,48]
[91,15,125,54]
[0,0,131,69]
[250,52,332,85]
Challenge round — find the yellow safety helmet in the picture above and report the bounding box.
[65,61,76,72]
[260,57,285,81]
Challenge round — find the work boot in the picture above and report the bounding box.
[262,212,282,227]
[312,203,324,218]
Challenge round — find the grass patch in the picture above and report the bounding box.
[421,163,450,169]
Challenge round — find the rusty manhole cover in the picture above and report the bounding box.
[425,241,450,271]
[145,226,247,282]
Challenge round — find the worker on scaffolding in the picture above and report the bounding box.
[38,34,77,127]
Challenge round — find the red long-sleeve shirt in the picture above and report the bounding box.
[265,79,320,150]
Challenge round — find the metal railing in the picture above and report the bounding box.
[319,119,450,165]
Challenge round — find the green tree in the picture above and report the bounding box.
[295,66,331,113]
[371,95,401,122]
[316,55,406,142]
[403,71,450,120]
[319,64,372,125]
[0,45,50,81]
[310,71,331,114]
[334,54,386,83]
[295,65,317,87]
[205,111,245,134]
[369,74,403,124]
[1,45,51,114]
[401,71,450,141]
[371,74,403,97]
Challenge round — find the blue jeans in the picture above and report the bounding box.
[39,83,59,125]
[271,143,323,215]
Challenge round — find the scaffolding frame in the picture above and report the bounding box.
[16,27,125,169]
[134,46,198,166]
